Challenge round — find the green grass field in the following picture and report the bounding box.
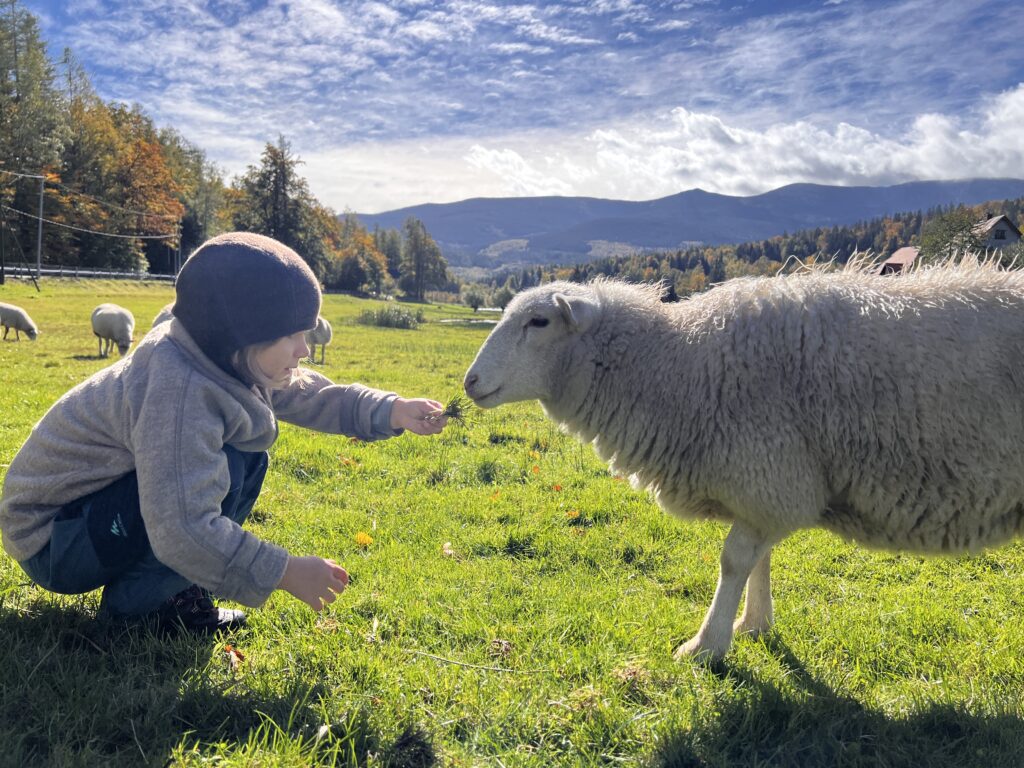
[1,278,1023,767]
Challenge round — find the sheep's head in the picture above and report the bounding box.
[464,282,599,409]
[118,326,134,355]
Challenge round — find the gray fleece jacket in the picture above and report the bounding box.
[0,318,399,607]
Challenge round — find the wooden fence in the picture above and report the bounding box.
[2,263,175,282]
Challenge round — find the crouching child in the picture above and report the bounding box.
[0,232,448,633]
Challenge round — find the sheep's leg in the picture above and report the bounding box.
[319,345,325,365]
[675,522,772,662]
[1,326,7,340]
[733,548,773,637]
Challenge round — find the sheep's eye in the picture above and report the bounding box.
[527,317,549,328]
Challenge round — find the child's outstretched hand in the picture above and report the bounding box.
[390,397,447,435]
[279,555,349,611]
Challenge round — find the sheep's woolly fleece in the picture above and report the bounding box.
[0,302,38,340]
[465,257,1024,658]
[91,303,135,356]
[574,262,1023,551]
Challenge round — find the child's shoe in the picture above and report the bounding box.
[156,585,247,634]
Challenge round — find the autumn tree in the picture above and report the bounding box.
[70,103,184,271]
[327,212,388,293]
[295,199,345,282]
[158,126,226,263]
[43,49,115,266]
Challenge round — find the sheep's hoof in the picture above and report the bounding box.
[732,616,773,638]
[673,636,726,663]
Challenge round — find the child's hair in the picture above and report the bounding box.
[231,341,312,390]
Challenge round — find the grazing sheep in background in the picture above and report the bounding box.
[0,302,38,341]
[305,315,332,364]
[464,265,1024,661]
[152,303,174,327]
[91,303,135,357]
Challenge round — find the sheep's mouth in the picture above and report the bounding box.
[468,386,502,407]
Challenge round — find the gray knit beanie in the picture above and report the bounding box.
[173,232,321,378]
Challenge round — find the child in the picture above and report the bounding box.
[0,232,448,633]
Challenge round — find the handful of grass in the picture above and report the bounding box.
[431,394,476,428]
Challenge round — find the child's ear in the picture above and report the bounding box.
[554,294,597,332]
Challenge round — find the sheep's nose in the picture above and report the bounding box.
[464,372,479,394]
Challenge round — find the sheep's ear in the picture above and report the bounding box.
[555,294,596,332]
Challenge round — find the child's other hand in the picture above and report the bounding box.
[390,397,447,435]
[279,555,349,611]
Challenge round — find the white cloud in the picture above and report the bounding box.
[304,85,1024,212]
[464,145,576,196]
[404,19,450,42]
[360,1,402,26]
[652,19,692,31]
[26,0,1024,215]
[488,42,554,55]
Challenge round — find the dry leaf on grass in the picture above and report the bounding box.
[489,638,513,659]
[223,644,245,672]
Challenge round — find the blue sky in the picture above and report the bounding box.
[23,0,1024,213]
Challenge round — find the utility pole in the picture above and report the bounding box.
[175,219,182,277]
[8,0,19,99]
[35,175,43,278]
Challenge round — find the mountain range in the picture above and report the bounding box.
[355,178,1024,268]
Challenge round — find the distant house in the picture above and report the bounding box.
[974,213,1022,250]
[874,246,919,275]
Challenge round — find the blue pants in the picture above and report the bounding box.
[19,446,268,617]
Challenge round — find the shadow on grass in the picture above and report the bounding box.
[0,601,436,767]
[653,637,1024,768]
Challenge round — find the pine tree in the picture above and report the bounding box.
[398,216,448,300]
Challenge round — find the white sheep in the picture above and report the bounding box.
[91,303,135,357]
[0,302,38,341]
[464,264,1024,661]
[152,302,174,327]
[305,315,332,364]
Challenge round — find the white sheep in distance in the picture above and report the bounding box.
[91,303,135,357]
[305,315,332,364]
[464,265,1024,662]
[0,302,39,341]
[152,302,174,327]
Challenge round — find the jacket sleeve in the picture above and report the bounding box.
[130,369,289,607]
[270,369,401,441]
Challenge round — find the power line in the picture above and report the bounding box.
[48,180,180,221]
[2,168,179,220]
[1,204,176,240]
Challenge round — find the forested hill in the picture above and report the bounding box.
[357,179,1024,268]
[490,194,1024,298]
